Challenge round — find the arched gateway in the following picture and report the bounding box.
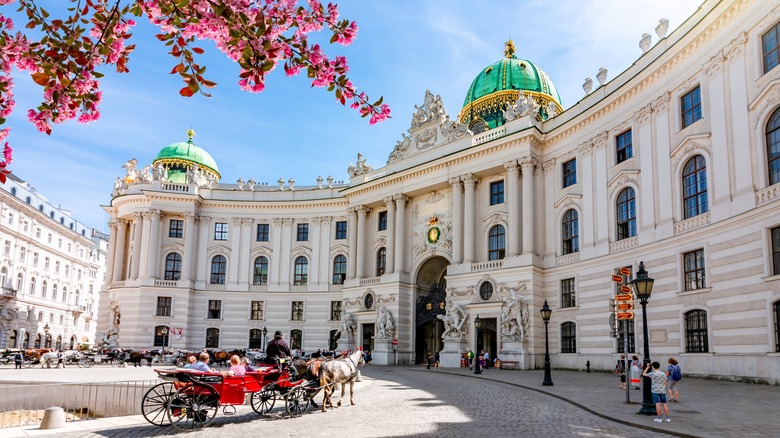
[414,256,449,364]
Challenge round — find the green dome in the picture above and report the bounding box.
[152,130,220,182]
[460,41,562,131]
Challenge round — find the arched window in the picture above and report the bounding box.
[153,325,169,347]
[25,196,31,204]
[767,107,780,185]
[205,328,220,348]
[41,281,47,299]
[561,209,579,255]
[293,256,308,285]
[290,329,302,351]
[23,332,29,349]
[0,267,6,288]
[684,309,709,353]
[479,282,493,301]
[29,277,36,295]
[616,187,636,240]
[375,248,386,276]
[488,225,505,261]
[34,333,41,348]
[249,329,263,349]
[44,334,52,348]
[164,253,182,281]
[55,335,62,350]
[62,287,67,303]
[210,255,227,284]
[329,329,339,351]
[16,273,23,291]
[332,255,347,285]
[70,335,77,350]
[682,155,708,219]
[561,322,577,353]
[9,330,16,349]
[253,256,268,285]
[52,284,58,301]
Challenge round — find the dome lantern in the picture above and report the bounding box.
[152,130,220,184]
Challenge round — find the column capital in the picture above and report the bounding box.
[133,212,142,221]
[519,156,538,171]
[241,218,254,226]
[232,217,243,227]
[503,160,520,173]
[108,220,118,230]
[462,173,479,187]
[392,194,409,205]
[184,211,198,221]
[448,176,462,187]
[383,196,394,207]
[542,158,556,173]
[320,216,332,225]
[355,205,369,216]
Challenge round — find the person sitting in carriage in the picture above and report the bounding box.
[192,351,217,373]
[263,330,292,366]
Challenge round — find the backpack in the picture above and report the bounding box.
[670,365,682,381]
[615,360,625,374]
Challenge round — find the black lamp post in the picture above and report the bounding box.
[474,315,482,375]
[262,326,268,351]
[631,261,656,415]
[540,300,553,386]
[43,323,50,335]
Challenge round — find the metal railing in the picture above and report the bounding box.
[0,379,161,428]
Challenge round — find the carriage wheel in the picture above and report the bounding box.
[110,358,123,367]
[141,382,176,426]
[285,386,310,417]
[250,389,276,415]
[78,358,95,368]
[22,358,35,368]
[167,385,219,430]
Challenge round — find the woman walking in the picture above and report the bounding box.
[666,357,682,402]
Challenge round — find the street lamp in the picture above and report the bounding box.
[43,323,50,334]
[540,300,553,386]
[631,261,656,415]
[474,315,482,375]
[262,326,268,351]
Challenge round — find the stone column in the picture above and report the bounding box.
[462,174,478,264]
[317,217,331,283]
[504,161,520,257]
[347,208,357,280]
[130,213,144,280]
[181,213,197,283]
[393,194,409,273]
[195,216,211,285]
[279,218,293,284]
[111,219,127,282]
[146,210,161,279]
[384,197,396,274]
[520,157,536,255]
[355,206,368,278]
[229,218,242,286]
[237,219,253,286]
[311,217,322,284]
[449,178,463,264]
[270,218,283,285]
[105,220,118,285]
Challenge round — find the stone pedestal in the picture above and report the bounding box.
[440,339,466,368]
[499,340,531,369]
[39,406,65,429]
[371,339,396,365]
[336,338,356,352]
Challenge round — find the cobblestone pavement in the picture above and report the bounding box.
[15,366,673,438]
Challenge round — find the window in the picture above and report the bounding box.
[256,223,269,242]
[682,155,708,219]
[55,261,60,274]
[772,226,780,276]
[249,329,263,349]
[214,222,228,240]
[296,223,309,241]
[205,328,220,348]
[762,21,780,74]
[29,278,36,295]
[153,326,169,347]
[378,211,387,231]
[253,256,269,285]
[65,265,69,276]
[561,209,579,255]
[9,187,15,197]
[616,129,633,164]
[562,159,577,188]
[291,301,304,321]
[52,284,58,301]
[330,300,342,321]
[58,238,62,248]
[561,278,576,308]
[47,233,52,244]
[488,225,505,261]
[293,256,308,285]
[766,108,780,186]
[617,319,636,353]
[207,300,222,319]
[36,228,40,238]
[376,247,386,276]
[335,221,347,240]
[479,282,493,301]
[290,329,302,350]
[44,257,50,270]
[169,219,184,238]
[333,254,347,285]
[681,86,702,129]
[19,247,26,261]
[561,322,577,353]
[15,273,23,291]
[616,187,636,240]
[489,181,504,205]
[684,310,708,353]
[3,240,9,255]
[156,297,172,317]
[41,281,47,298]
[210,255,227,284]
[683,249,706,291]
[250,301,264,320]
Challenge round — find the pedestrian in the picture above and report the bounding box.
[643,361,671,423]
[467,350,474,370]
[483,350,489,370]
[434,351,440,371]
[14,351,23,369]
[426,350,432,370]
[666,357,682,402]
[630,355,641,389]
[615,354,626,389]
[365,350,372,365]
[56,349,65,369]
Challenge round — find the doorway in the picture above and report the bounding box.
[414,256,449,364]
[476,318,498,368]
[361,323,374,353]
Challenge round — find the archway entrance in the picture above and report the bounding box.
[476,318,498,368]
[414,256,449,364]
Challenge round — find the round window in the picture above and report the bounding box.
[364,293,374,310]
[479,282,493,301]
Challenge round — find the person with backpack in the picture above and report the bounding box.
[666,357,682,402]
[467,350,474,370]
[615,354,626,389]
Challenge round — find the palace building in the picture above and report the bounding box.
[101,0,780,384]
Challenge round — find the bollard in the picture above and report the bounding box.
[586,360,591,373]
[39,406,66,429]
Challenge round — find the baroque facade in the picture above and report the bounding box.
[0,174,108,350]
[102,0,780,383]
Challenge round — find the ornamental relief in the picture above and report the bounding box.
[447,285,474,298]
[670,135,712,176]
[723,32,747,61]
[651,92,671,113]
[607,172,640,199]
[554,194,583,211]
[482,212,508,231]
[371,235,387,249]
[289,245,312,260]
[751,82,780,131]
[328,243,348,258]
[704,52,724,77]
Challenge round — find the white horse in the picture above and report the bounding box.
[41,350,80,368]
[318,349,365,412]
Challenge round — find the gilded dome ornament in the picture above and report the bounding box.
[504,39,516,59]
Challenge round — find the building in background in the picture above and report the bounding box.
[0,173,108,350]
[101,0,780,384]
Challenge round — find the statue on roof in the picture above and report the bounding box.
[152,163,168,182]
[504,39,516,59]
[348,153,373,177]
[122,158,139,184]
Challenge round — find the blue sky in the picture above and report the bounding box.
[3,0,702,231]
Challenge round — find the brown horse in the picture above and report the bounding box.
[318,349,364,412]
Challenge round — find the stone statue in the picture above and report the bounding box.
[187,164,200,185]
[237,177,245,190]
[412,104,426,127]
[503,289,530,340]
[639,33,652,53]
[112,177,127,197]
[655,18,669,39]
[247,178,256,190]
[336,311,357,340]
[515,91,530,116]
[139,165,153,183]
[348,153,373,177]
[503,101,518,122]
[500,309,521,338]
[425,90,445,120]
[583,77,594,94]
[546,101,559,118]
[101,327,119,349]
[437,298,467,340]
[152,163,168,182]
[376,306,395,340]
[596,67,608,86]
[122,158,139,184]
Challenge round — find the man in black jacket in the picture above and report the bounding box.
[264,330,291,364]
